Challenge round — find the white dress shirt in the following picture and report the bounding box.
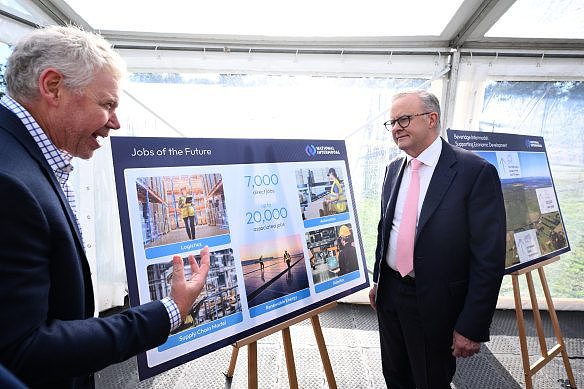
[386,136,443,275]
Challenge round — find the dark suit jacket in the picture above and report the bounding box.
[0,104,170,388]
[0,363,26,389]
[374,138,506,343]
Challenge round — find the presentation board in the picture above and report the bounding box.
[447,130,570,274]
[110,137,369,379]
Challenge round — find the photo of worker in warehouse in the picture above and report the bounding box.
[137,174,229,248]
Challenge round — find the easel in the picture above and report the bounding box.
[510,256,577,389]
[225,301,338,389]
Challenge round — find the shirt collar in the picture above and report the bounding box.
[0,94,74,176]
[405,136,442,167]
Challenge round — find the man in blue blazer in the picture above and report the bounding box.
[0,26,210,388]
[369,90,506,388]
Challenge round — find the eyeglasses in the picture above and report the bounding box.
[384,112,432,131]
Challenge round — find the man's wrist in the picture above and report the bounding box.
[161,297,182,332]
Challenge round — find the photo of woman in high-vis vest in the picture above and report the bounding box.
[323,168,347,214]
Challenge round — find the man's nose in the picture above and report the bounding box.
[108,111,121,130]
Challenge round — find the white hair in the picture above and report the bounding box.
[5,25,126,102]
[392,89,441,131]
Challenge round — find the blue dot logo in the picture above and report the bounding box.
[305,144,317,156]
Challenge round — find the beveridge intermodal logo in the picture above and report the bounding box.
[305,144,341,157]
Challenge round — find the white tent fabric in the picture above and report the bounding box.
[1,0,583,311]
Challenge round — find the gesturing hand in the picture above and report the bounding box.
[170,246,211,321]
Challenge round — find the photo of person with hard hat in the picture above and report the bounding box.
[337,225,359,276]
[305,223,360,286]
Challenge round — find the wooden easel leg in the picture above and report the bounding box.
[511,261,578,389]
[281,327,299,389]
[225,303,338,388]
[526,272,548,355]
[248,341,258,389]
[512,274,533,389]
[226,345,239,378]
[311,315,337,389]
[538,268,577,388]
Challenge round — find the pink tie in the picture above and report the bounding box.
[396,158,422,277]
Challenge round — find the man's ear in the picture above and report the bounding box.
[428,111,439,130]
[38,68,64,106]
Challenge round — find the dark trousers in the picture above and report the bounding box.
[183,216,196,240]
[376,263,455,389]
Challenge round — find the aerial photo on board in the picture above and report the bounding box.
[477,151,568,268]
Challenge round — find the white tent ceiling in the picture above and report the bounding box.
[1,0,583,140]
[1,0,583,54]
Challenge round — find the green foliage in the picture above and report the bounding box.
[485,81,584,100]
[354,196,380,271]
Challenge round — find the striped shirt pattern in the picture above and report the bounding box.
[1,95,78,217]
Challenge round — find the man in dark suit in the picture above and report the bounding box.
[0,26,210,388]
[369,90,506,388]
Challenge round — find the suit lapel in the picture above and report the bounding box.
[417,140,457,238]
[380,157,407,258]
[0,106,87,258]
[383,157,407,224]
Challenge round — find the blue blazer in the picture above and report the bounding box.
[374,139,506,343]
[0,104,170,388]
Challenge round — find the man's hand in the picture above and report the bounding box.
[369,284,377,310]
[451,330,481,358]
[170,246,211,321]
